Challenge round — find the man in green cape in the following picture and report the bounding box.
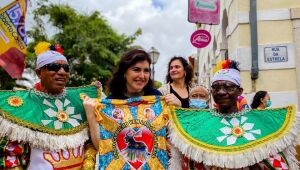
[0,42,102,169]
[169,60,299,169]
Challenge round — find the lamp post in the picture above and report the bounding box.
[148,47,160,80]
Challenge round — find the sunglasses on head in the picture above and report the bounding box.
[41,63,70,72]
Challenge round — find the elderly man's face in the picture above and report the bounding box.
[211,80,242,110]
[36,60,70,94]
[190,87,209,100]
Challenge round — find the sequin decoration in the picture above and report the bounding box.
[97,96,169,170]
[7,96,23,107]
[56,111,69,122]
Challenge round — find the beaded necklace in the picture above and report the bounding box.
[209,108,251,118]
[30,88,67,99]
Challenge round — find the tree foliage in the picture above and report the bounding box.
[154,81,162,89]
[0,1,141,89]
[26,3,141,87]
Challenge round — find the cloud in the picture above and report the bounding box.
[32,0,197,82]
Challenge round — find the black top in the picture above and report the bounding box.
[106,87,162,99]
[170,85,189,108]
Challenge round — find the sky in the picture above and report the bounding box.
[1,0,197,83]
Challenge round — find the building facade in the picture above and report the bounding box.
[196,0,300,109]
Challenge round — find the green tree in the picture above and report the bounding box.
[154,81,162,89]
[26,4,141,87]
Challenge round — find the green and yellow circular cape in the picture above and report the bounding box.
[168,106,300,169]
[0,83,101,151]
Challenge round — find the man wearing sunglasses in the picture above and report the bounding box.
[35,50,70,95]
[0,42,101,169]
[168,60,299,169]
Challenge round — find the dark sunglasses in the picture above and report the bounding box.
[42,63,70,72]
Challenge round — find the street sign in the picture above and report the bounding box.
[264,46,288,63]
[188,0,220,24]
[190,29,211,48]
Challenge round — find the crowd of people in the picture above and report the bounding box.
[0,43,298,170]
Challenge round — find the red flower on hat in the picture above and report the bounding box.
[55,44,64,55]
[222,59,231,69]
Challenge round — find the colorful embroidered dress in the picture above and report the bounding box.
[169,106,300,169]
[0,83,101,169]
[95,96,169,170]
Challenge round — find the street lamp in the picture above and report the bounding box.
[148,47,160,80]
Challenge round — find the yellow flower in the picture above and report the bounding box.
[35,42,51,56]
[56,111,69,122]
[7,96,23,107]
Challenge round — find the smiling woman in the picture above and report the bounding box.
[106,48,161,99]
[159,56,194,108]
[82,49,167,169]
[83,49,162,152]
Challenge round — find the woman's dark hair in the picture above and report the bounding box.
[166,56,193,86]
[107,49,153,97]
[250,91,268,109]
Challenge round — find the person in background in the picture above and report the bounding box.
[159,56,194,108]
[250,90,271,109]
[189,85,210,109]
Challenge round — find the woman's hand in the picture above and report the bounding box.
[83,96,100,150]
[83,96,96,118]
[165,93,182,107]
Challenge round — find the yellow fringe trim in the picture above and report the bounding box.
[0,109,87,135]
